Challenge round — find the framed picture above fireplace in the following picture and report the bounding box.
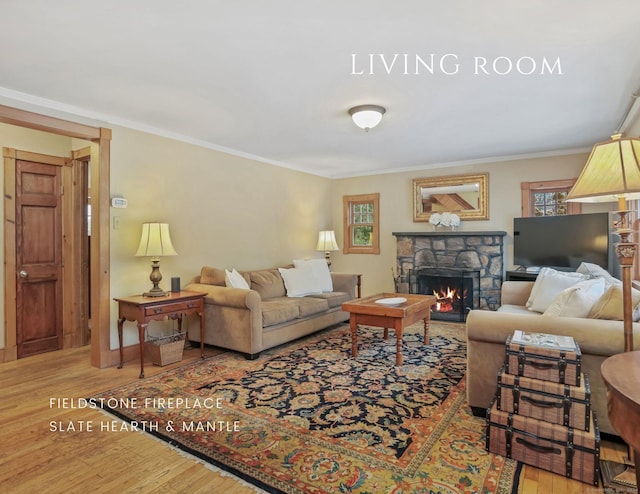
[413,173,489,222]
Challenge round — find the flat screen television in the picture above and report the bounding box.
[513,213,618,274]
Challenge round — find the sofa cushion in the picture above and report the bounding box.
[200,266,226,286]
[225,268,250,289]
[577,262,621,287]
[293,259,333,292]
[250,269,286,299]
[526,267,589,313]
[307,291,351,309]
[278,267,323,297]
[292,297,329,318]
[261,298,299,327]
[497,304,535,316]
[588,284,640,321]
[543,277,605,318]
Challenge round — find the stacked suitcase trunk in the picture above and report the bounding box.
[486,330,600,486]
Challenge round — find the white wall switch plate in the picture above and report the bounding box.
[111,197,127,208]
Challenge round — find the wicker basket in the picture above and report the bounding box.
[146,332,185,366]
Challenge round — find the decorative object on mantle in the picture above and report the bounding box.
[413,173,489,222]
[429,212,460,231]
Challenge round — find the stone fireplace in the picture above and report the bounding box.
[393,231,507,312]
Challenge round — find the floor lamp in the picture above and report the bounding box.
[567,133,640,488]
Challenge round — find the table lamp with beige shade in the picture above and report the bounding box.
[316,230,339,268]
[135,222,178,297]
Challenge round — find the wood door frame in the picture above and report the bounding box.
[1,105,111,369]
[70,147,91,347]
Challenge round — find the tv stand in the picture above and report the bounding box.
[506,270,539,281]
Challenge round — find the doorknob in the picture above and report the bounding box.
[19,270,28,278]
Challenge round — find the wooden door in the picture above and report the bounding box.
[15,160,63,358]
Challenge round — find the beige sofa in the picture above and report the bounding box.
[466,280,640,436]
[185,266,360,359]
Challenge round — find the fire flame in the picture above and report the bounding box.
[432,286,462,312]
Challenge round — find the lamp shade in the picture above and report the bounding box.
[349,105,386,131]
[566,134,640,203]
[316,230,339,252]
[135,223,178,257]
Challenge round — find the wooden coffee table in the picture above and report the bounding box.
[342,293,437,365]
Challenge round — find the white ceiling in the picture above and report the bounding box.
[1,1,640,178]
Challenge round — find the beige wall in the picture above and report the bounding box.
[330,153,613,296]
[108,126,333,347]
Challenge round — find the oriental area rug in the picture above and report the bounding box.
[94,321,520,493]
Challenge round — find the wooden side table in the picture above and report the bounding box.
[601,350,640,488]
[114,290,206,378]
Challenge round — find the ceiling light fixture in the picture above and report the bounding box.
[349,104,386,131]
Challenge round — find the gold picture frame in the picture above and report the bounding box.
[413,173,489,222]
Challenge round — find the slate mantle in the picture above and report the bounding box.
[392,231,507,237]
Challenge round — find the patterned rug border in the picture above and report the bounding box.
[97,402,279,493]
[96,322,521,494]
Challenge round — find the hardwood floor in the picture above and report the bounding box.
[0,345,629,493]
[0,345,260,493]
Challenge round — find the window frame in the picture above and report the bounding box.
[343,193,380,254]
[520,179,581,217]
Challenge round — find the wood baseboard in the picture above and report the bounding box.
[107,343,147,367]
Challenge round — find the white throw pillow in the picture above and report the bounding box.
[224,268,250,289]
[543,277,606,318]
[278,267,323,297]
[526,267,589,313]
[293,259,333,292]
[576,262,621,288]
